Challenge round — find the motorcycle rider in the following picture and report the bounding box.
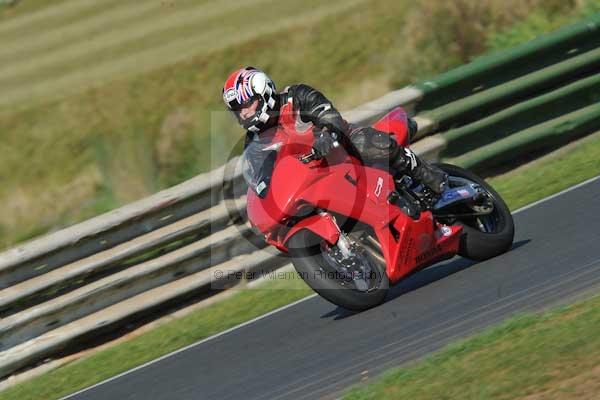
[222,66,448,194]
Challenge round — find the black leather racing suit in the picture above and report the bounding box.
[243,84,447,193]
[244,84,414,167]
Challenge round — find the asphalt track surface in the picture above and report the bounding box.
[65,177,600,400]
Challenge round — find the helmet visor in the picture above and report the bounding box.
[232,96,260,122]
[228,94,256,111]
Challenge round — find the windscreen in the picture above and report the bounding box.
[241,138,280,198]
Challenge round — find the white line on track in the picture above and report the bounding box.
[60,295,317,400]
[59,174,600,400]
[512,174,600,214]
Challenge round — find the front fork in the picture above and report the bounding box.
[320,211,354,258]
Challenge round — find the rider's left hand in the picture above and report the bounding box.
[312,130,335,159]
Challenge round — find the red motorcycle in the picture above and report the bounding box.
[242,104,514,311]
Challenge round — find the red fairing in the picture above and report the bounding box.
[282,213,340,246]
[380,213,462,281]
[300,163,401,229]
[244,103,462,284]
[245,155,323,236]
[371,107,411,147]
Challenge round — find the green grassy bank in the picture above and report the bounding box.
[344,293,600,400]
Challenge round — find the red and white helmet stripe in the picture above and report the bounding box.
[222,67,277,132]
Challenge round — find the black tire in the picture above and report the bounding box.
[435,163,515,261]
[287,229,389,311]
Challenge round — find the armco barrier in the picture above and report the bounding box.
[421,46,600,131]
[0,199,245,316]
[0,161,245,289]
[443,72,600,157]
[0,199,246,316]
[450,103,600,172]
[1,15,599,381]
[0,222,264,351]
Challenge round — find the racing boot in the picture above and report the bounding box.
[392,147,448,195]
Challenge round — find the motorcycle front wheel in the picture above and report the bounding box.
[287,229,389,311]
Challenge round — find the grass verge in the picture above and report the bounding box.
[343,293,600,400]
[488,130,600,210]
[1,126,600,400]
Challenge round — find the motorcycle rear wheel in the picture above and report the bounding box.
[287,229,389,311]
[435,163,515,261]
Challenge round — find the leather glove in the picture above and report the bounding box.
[317,112,349,138]
[312,129,334,159]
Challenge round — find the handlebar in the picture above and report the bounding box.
[299,140,340,163]
[299,129,340,163]
[299,150,317,163]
